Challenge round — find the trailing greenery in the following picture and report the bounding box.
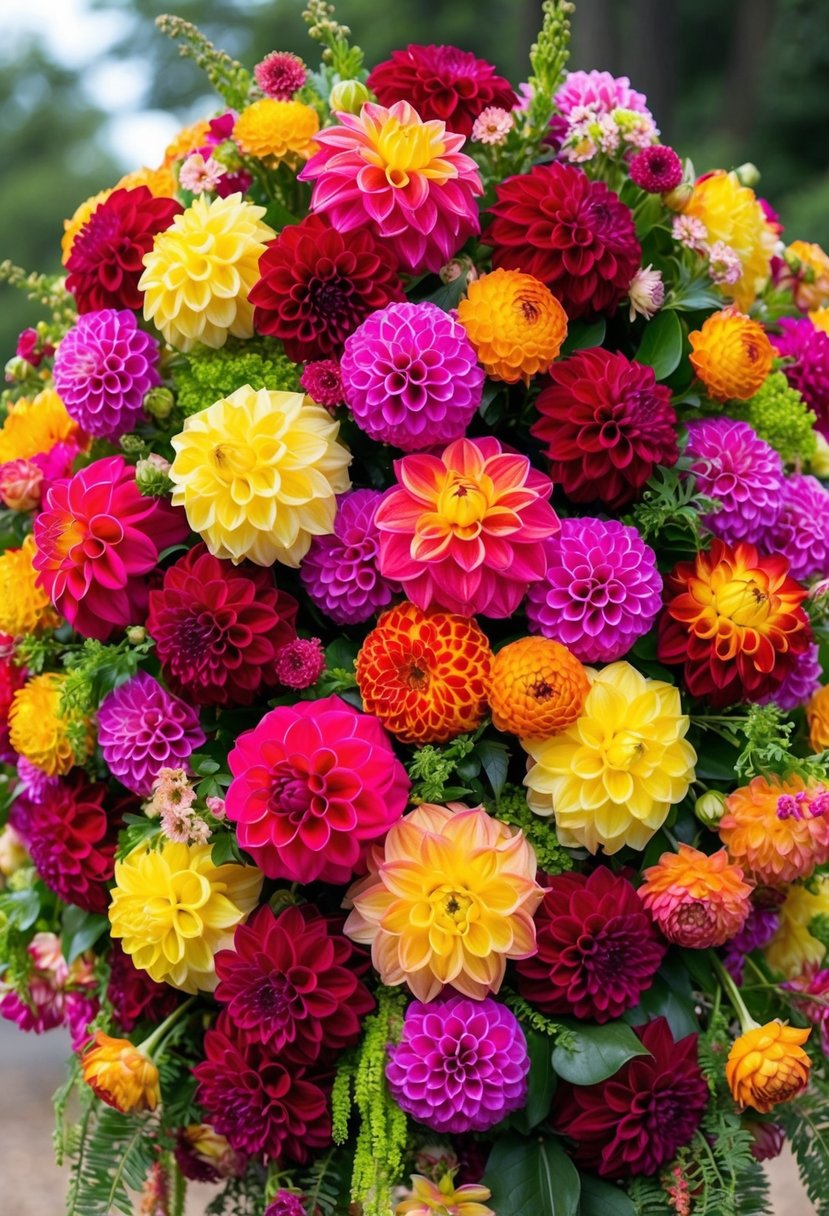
[778,1079,829,1215]
[155,14,252,110]
[296,1147,354,1216]
[63,1093,158,1216]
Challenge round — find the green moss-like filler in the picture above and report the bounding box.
[488,784,574,875]
[730,371,818,466]
[350,986,409,1216]
[171,339,302,417]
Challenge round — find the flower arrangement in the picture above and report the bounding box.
[1,4,829,1215]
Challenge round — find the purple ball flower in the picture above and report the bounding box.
[97,670,205,796]
[760,640,823,711]
[684,418,784,545]
[772,318,829,439]
[386,996,529,1134]
[723,903,781,983]
[340,301,484,451]
[525,517,662,662]
[762,473,829,582]
[300,489,399,625]
[53,308,160,439]
[264,1193,307,1216]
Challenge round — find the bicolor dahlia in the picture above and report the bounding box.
[226,695,410,883]
[531,348,678,509]
[214,904,373,1062]
[344,802,542,1002]
[299,100,483,275]
[525,518,662,663]
[765,880,829,979]
[689,309,773,402]
[33,455,187,642]
[485,163,641,318]
[340,301,484,450]
[726,1022,811,1114]
[386,996,528,1133]
[487,636,589,739]
[0,535,59,638]
[367,45,515,137]
[682,171,773,311]
[52,309,160,439]
[168,386,351,567]
[97,671,205,797]
[762,473,829,581]
[639,844,752,948]
[397,1175,494,1216]
[629,145,683,193]
[808,684,829,752]
[782,239,829,311]
[9,673,93,777]
[684,418,784,544]
[300,490,398,625]
[0,388,80,466]
[719,775,829,886]
[456,269,568,384]
[514,868,665,1022]
[523,661,696,854]
[148,543,299,706]
[657,540,811,708]
[106,942,179,1033]
[233,100,319,167]
[355,601,493,744]
[551,1017,708,1179]
[375,436,559,618]
[82,1032,160,1114]
[772,317,829,438]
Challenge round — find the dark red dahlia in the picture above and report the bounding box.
[0,645,25,761]
[65,187,182,314]
[514,868,665,1023]
[366,44,516,137]
[531,348,678,509]
[551,1017,708,1179]
[484,163,641,318]
[629,145,683,194]
[107,942,179,1033]
[146,543,298,707]
[250,214,405,362]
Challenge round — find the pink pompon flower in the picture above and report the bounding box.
[629,145,683,194]
[299,100,483,275]
[254,52,307,100]
[555,70,652,122]
[0,459,44,511]
[707,241,743,286]
[471,106,514,145]
[300,360,343,409]
[672,214,708,251]
[375,436,559,618]
[274,637,326,689]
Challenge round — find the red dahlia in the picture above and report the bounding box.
[366,44,516,137]
[484,163,641,318]
[531,348,678,509]
[250,215,405,362]
[65,187,182,314]
[0,646,24,761]
[107,942,179,1033]
[147,543,298,707]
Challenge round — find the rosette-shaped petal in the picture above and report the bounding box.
[684,418,784,545]
[233,99,319,166]
[689,310,773,402]
[0,388,81,466]
[455,269,568,384]
[683,171,774,311]
[639,844,752,948]
[367,45,516,136]
[726,1022,811,1113]
[487,636,589,739]
[300,490,398,626]
[719,775,829,886]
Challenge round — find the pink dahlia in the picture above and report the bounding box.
[254,52,307,100]
[300,490,400,626]
[226,694,410,883]
[554,70,652,124]
[763,474,829,581]
[375,436,559,618]
[299,100,483,275]
[300,359,343,409]
[684,418,784,545]
[772,317,829,438]
[0,651,25,762]
[629,146,683,193]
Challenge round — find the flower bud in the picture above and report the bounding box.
[144,386,174,421]
[726,1021,811,1113]
[135,455,173,497]
[694,789,727,828]
[439,255,479,286]
[126,626,147,645]
[0,825,28,877]
[329,79,370,114]
[0,458,43,511]
[81,1030,160,1113]
[812,432,829,479]
[735,162,760,188]
[663,182,694,212]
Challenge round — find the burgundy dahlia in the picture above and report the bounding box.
[772,317,829,438]
[515,868,665,1022]
[551,1017,708,1179]
[107,942,179,1033]
[532,348,678,509]
[485,163,641,318]
[300,490,399,626]
[629,145,683,193]
[0,650,24,761]
[300,359,343,409]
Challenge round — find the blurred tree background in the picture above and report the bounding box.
[1,0,827,357]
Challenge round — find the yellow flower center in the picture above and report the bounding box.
[146,869,211,941]
[604,729,647,771]
[431,884,476,935]
[373,117,445,187]
[211,442,255,480]
[714,575,770,627]
[437,473,490,532]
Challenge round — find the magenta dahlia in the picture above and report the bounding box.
[629,146,684,193]
[0,651,25,762]
[97,671,205,797]
[254,52,307,99]
[684,418,784,545]
[772,317,829,438]
[300,359,343,409]
[759,639,823,712]
[762,473,829,581]
[300,490,400,626]
[107,942,180,1033]
[273,638,326,689]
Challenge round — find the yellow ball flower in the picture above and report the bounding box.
[807,684,829,752]
[683,170,774,310]
[522,660,696,854]
[0,535,58,637]
[0,388,80,464]
[688,308,773,402]
[116,163,178,199]
[169,384,351,566]
[9,673,93,777]
[811,306,829,336]
[109,840,263,993]
[234,99,320,167]
[725,1021,811,1113]
[457,269,568,384]
[765,879,829,978]
[139,193,275,352]
[62,189,112,265]
[82,1030,160,1114]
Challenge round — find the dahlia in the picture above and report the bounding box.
[109,840,263,993]
[107,942,179,1033]
[33,455,188,642]
[772,317,829,438]
[0,459,44,512]
[485,163,641,318]
[65,187,182,313]
[763,473,829,581]
[689,309,773,402]
[62,189,113,266]
[344,802,542,1002]
[147,543,299,706]
[723,903,782,983]
[367,45,515,137]
[340,301,484,449]
[783,239,829,311]
[300,490,399,626]
[726,1021,811,1114]
[657,540,811,708]
[765,880,829,978]
[250,215,405,362]
[487,636,589,739]
[273,637,326,689]
[682,171,774,311]
[456,269,568,384]
[471,107,514,145]
[52,309,160,439]
[532,348,678,510]
[82,1031,160,1114]
[386,996,528,1133]
[397,1175,494,1216]
[300,359,343,409]
[299,100,483,275]
[719,775,829,886]
[514,868,665,1022]
[523,661,696,854]
[629,145,683,193]
[214,904,373,1062]
[254,51,307,99]
[375,436,559,618]
[168,386,351,566]
[0,652,24,761]
[554,70,653,126]
[355,601,493,745]
[627,264,665,321]
[525,518,663,662]
[175,1125,246,1184]
[0,933,69,1036]
[0,535,58,638]
[234,100,318,167]
[551,1017,708,1179]
[264,1193,307,1216]
[9,673,93,777]
[808,684,829,752]
[226,694,410,883]
[0,388,80,466]
[783,965,829,1055]
[639,844,752,948]
[684,418,784,545]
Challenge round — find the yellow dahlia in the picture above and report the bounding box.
[397,1174,494,1216]
[109,840,263,993]
[457,269,568,383]
[811,306,829,336]
[234,99,320,167]
[139,193,275,351]
[116,163,178,199]
[344,802,542,1002]
[683,171,774,310]
[523,660,696,854]
[0,389,80,464]
[719,774,829,886]
[61,189,112,265]
[82,1031,160,1114]
[169,385,351,566]
[726,1021,811,1113]
[784,240,829,312]
[765,879,829,978]
[0,535,58,637]
[689,309,773,402]
[488,636,589,739]
[9,673,93,777]
[807,684,829,752]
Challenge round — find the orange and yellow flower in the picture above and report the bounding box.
[639,844,752,948]
[719,775,829,886]
[689,309,773,402]
[765,879,829,978]
[457,268,568,383]
[682,171,774,310]
[116,163,178,199]
[82,1030,160,1113]
[487,636,589,739]
[234,99,320,167]
[784,240,829,312]
[9,673,94,777]
[0,389,80,465]
[163,119,211,166]
[811,307,829,336]
[0,535,58,638]
[726,1021,811,1113]
[396,1173,494,1216]
[807,684,829,752]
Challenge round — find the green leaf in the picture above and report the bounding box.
[561,318,606,356]
[210,830,244,867]
[552,1022,650,1086]
[61,906,109,965]
[0,885,41,931]
[635,309,684,380]
[578,1174,635,1216]
[324,638,359,671]
[476,737,511,800]
[484,1135,581,1216]
[512,1029,556,1131]
[624,975,699,1040]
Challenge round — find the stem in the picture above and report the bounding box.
[138,997,195,1058]
[711,954,759,1033]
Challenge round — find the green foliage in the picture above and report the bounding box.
[483,1134,581,1216]
[551,1022,650,1087]
[0,260,76,331]
[331,1050,356,1144]
[303,0,365,79]
[350,986,409,1216]
[205,1167,269,1216]
[729,371,818,467]
[489,784,574,875]
[500,990,574,1045]
[635,310,685,380]
[63,1093,158,1216]
[778,1076,829,1215]
[808,914,829,959]
[297,1148,354,1216]
[628,465,721,560]
[170,339,302,417]
[520,1,575,160]
[407,732,477,803]
[59,635,155,720]
[579,1175,635,1216]
[627,1178,673,1216]
[155,14,252,110]
[734,703,827,782]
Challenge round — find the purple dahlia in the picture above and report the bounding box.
[759,640,823,712]
[763,473,829,582]
[684,417,784,545]
[300,490,399,625]
[97,670,205,796]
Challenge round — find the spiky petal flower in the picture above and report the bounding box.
[367,45,515,137]
[726,1022,811,1113]
[639,844,752,948]
[689,309,773,402]
[627,264,665,321]
[82,1031,160,1113]
[684,418,784,545]
[456,270,568,384]
[487,636,589,739]
[719,775,829,886]
[762,473,829,581]
[300,490,399,626]
[629,145,683,193]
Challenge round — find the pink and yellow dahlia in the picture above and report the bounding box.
[639,844,752,948]
[719,775,829,886]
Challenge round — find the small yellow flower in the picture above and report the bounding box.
[163,119,211,165]
[765,879,829,978]
[726,1021,811,1113]
[0,535,58,638]
[397,1173,494,1216]
[0,389,80,464]
[9,673,93,777]
[234,99,320,167]
[116,163,178,199]
[82,1030,160,1113]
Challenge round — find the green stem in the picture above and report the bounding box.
[711,954,759,1033]
[138,997,195,1059]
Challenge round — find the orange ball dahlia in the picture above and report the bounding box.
[726,1021,811,1114]
[355,601,493,745]
[719,774,829,885]
[688,309,773,402]
[807,684,829,752]
[457,269,568,383]
[639,843,752,948]
[487,636,589,739]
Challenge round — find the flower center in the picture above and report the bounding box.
[431,885,475,934]
[210,441,255,481]
[249,974,297,1020]
[374,117,445,184]
[401,661,429,691]
[714,576,771,627]
[437,473,490,530]
[146,870,211,940]
[269,762,313,819]
[603,729,646,770]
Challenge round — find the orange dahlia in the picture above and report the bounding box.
[457,269,568,383]
[116,163,178,198]
[807,684,829,752]
[688,309,773,402]
[639,843,752,948]
[784,240,829,312]
[487,636,588,739]
[657,539,811,708]
[355,601,493,745]
[719,774,829,886]
[726,1021,811,1114]
[163,119,211,165]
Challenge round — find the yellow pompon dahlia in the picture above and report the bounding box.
[344,802,543,1003]
[639,844,752,948]
[522,661,696,855]
[82,1030,160,1114]
[138,193,275,352]
[726,1021,811,1113]
[61,189,112,265]
[0,388,80,465]
[784,240,829,312]
[169,385,351,566]
[116,163,178,199]
[234,99,320,167]
[765,879,829,978]
[719,775,829,886]
[0,535,58,637]
[109,840,263,993]
[9,673,94,777]
[488,636,589,740]
[688,309,773,402]
[163,119,211,165]
[457,269,568,383]
[807,684,829,752]
[682,170,774,310]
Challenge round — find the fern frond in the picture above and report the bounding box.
[778,1082,829,1215]
[65,1097,157,1216]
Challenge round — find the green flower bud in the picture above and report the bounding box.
[329,79,370,115]
[126,626,147,645]
[135,455,173,498]
[144,387,174,421]
[663,183,694,212]
[694,790,727,829]
[735,162,760,188]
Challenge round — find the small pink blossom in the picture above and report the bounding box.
[179,153,226,194]
[628,264,665,322]
[471,106,514,146]
[205,795,227,821]
[707,241,742,286]
[300,359,343,410]
[274,637,326,689]
[146,767,197,820]
[672,214,708,251]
